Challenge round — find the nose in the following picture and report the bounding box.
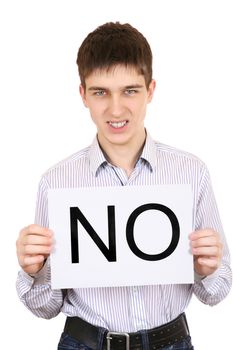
[108,94,124,118]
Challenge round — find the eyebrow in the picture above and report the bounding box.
[87,84,144,91]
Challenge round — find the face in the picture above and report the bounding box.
[79,65,156,151]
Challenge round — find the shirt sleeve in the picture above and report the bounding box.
[193,164,232,305]
[16,176,64,319]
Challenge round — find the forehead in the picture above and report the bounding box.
[85,65,146,88]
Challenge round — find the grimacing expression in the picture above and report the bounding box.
[80,65,156,150]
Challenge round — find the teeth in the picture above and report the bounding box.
[109,121,127,128]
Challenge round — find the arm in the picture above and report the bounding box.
[16,177,64,319]
[190,165,232,305]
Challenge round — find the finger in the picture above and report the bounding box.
[19,254,46,267]
[23,234,53,246]
[20,244,52,256]
[192,246,221,257]
[189,229,216,241]
[191,236,220,248]
[197,257,220,268]
[20,225,53,238]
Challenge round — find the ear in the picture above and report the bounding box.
[147,79,156,103]
[79,84,88,107]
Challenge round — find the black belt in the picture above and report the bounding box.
[63,313,190,350]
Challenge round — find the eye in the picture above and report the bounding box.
[125,89,137,95]
[94,90,106,96]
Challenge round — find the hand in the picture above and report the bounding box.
[189,229,223,277]
[16,224,53,275]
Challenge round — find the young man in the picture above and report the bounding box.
[16,22,231,350]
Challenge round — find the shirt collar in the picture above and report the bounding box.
[89,136,108,175]
[139,132,157,171]
[89,132,157,176]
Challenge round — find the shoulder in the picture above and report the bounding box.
[46,146,90,172]
[156,141,206,166]
[39,145,91,187]
[153,141,210,180]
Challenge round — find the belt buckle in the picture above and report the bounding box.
[106,331,130,350]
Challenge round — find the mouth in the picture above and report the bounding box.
[108,120,128,129]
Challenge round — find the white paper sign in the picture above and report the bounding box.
[48,185,194,289]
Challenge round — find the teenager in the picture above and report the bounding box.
[16,22,231,350]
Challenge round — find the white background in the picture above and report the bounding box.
[0,0,232,349]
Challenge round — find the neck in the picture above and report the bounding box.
[98,130,146,177]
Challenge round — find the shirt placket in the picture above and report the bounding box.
[128,286,150,330]
[105,162,142,186]
[105,162,150,330]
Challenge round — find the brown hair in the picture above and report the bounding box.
[77,22,153,89]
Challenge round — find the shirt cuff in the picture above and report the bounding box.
[195,269,220,290]
[19,260,51,286]
[194,271,206,282]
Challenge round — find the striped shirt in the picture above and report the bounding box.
[16,133,232,332]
